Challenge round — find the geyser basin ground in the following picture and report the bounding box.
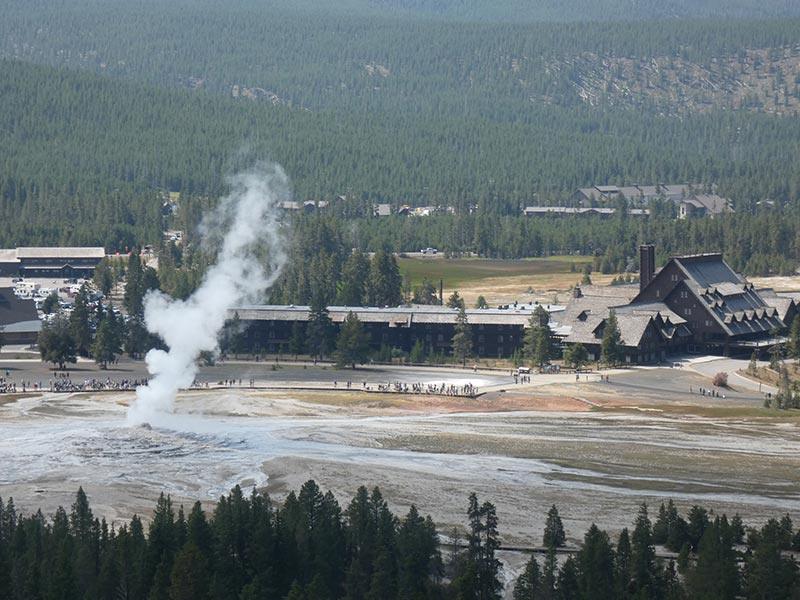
[1,362,798,545]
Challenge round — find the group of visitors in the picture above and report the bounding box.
[372,381,478,397]
[52,377,147,392]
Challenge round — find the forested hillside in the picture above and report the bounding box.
[3,1,800,116]
[2,1,800,280]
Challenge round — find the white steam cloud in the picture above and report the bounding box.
[127,164,288,426]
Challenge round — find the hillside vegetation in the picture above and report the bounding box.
[1,1,800,281]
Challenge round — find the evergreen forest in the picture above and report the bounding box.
[0,484,798,600]
[2,1,800,287]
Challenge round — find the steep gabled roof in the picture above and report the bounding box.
[635,253,784,338]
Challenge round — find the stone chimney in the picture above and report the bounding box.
[640,244,655,291]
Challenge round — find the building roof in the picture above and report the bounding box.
[561,311,655,349]
[15,247,105,259]
[757,290,799,322]
[578,284,640,301]
[231,303,566,327]
[523,206,618,216]
[0,288,39,327]
[692,194,733,215]
[635,253,785,338]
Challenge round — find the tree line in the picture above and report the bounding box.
[0,484,798,600]
[3,57,800,254]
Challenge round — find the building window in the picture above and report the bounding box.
[680,290,688,299]
[705,320,711,327]
[685,308,692,316]
[498,335,504,343]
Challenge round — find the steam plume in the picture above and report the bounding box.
[127,164,288,426]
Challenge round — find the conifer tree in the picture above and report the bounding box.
[543,505,566,548]
[513,554,541,600]
[601,309,624,366]
[451,306,472,365]
[446,291,465,309]
[38,313,77,370]
[630,503,658,598]
[307,293,335,360]
[335,311,371,369]
[69,285,93,357]
[577,524,616,600]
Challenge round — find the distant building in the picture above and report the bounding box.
[677,194,733,219]
[522,207,649,218]
[571,183,733,218]
[0,288,40,345]
[232,303,565,359]
[278,200,328,213]
[374,203,392,217]
[0,247,105,278]
[558,245,794,361]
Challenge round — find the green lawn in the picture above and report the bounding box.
[396,256,589,288]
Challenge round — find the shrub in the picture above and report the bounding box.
[712,372,728,387]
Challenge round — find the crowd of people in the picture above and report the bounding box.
[0,371,149,393]
[52,376,147,392]
[370,381,479,397]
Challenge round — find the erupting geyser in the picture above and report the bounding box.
[127,164,288,426]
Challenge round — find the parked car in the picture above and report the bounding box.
[420,247,438,254]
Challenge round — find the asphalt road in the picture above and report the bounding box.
[0,354,513,390]
[0,351,775,405]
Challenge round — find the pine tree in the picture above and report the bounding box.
[367,249,402,307]
[289,321,305,357]
[454,493,502,600]
[41,292,60,315]
[543,505,566,548]
[686,516,739,599]
[601,309,624,366]
[93,258,114,297]
[744,519,799,599]
[576,524,616,600]
[446,291,465,309]
[563,343,589,369]
[524,309,553,368]
[451,306,472,365]
[513,555,541,600]
[397,505,442,599]
[615,528,632,599]
[307,294,334,360]
[335,311,370,369]
[787,317,800,358]
[557,555,580,600]
[336,250,370,307]
[68,285,93,357]
[38,313,77,370]
[630,503,658,598]
[92,305,122,368]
